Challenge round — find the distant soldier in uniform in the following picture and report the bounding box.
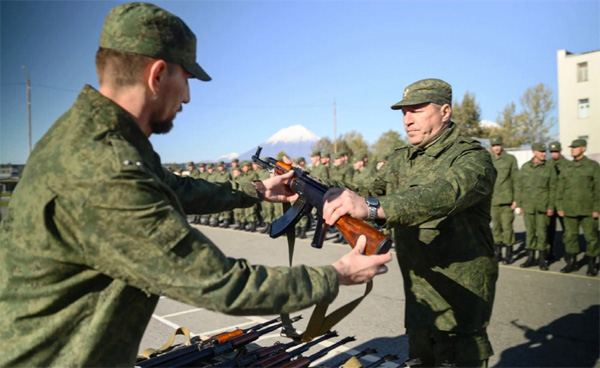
[241,160,260,232]
[547,141,568,262]
[352,153,371,187]
[319,152,331,179]
[516,143,557,271]
[186,161,199,178]
[0,4,393,366]
[322,78,497,367]
[256,160,274,234]
[197,162,208,180]
[211,161,232,227]
[557,139,600,276]
[489,135,519,264]
[231,166,246,228]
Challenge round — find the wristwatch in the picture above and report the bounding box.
[365,196,380,221]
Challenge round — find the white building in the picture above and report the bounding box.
[557,49,600,162]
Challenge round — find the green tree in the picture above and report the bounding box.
[518,83,556,144]
[312,138,333,156]
[489,102,527,148]
[372,129,406,159]
[452,92,486,137]
[340,131,370,159]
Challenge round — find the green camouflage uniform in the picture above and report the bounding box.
[491,150,519,246]
[327,122,498,363]
[516,156,557,252]
[557,156,600,257]
[0,88,338,366]
[211,163,232,224]
[547,153,568,252]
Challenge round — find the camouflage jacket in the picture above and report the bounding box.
[310,163,329,181]
[491,150,518,205]
[0,85,338,367]
[516,159,557,214]
[557,156,600,216]
[328,123,498,333]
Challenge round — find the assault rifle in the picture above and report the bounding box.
[210,340,300,368]
[253,330,339,368]
[137,316,299,367]
[281,335,357,368]
[252,147,392,255]
[164,318,299,367]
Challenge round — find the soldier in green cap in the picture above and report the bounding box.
[0,4,392,367]
[546,141,567,262]
[321,78,498,367]
[516,143,557,270]
[489,135,519,264]
[557,139,599,276]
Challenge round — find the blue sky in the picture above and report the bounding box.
[1,0,598,164]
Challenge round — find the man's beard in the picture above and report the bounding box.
[149,118,174,135]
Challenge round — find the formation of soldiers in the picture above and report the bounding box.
[490,136,599,277]
[170,137,599,277]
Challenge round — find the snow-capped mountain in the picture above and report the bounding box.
[236,125,321,161]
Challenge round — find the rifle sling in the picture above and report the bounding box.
[136,326,193,361]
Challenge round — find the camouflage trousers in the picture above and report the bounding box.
[407,328,492,367]
[491,205,515,246]
[562,215,599,257]
[523,211,550,251]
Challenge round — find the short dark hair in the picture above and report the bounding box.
[96,47,176,87]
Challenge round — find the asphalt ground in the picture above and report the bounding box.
[139,216,600,367]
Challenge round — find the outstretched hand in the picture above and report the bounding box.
[332,235,392,285]
[255,170,299,203]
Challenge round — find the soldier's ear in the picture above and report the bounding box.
[147,60,168,98]
[440,103,452,123]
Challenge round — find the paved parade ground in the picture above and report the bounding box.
[139,218,600,367]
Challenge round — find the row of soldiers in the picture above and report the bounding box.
[174,150,388,241]
[490,136,600,276]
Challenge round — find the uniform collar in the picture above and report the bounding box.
[406,122,457,160]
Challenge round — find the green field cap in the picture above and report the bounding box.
[231,158,239,163]
[311,150,321,157]
[549,141,561,151]
[186,161,194,166]
[490,135,503,145]
[100,2,211,81]
[532,142,546,152]
[569,139,587,148]
[391,78,452,110]
[198,162,206,168]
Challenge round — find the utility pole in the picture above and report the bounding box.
[333,99,337,154]
[22,66,32,155]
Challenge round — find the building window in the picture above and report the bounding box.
[578,98,590,119]
[577,62,588,82]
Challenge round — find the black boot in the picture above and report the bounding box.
[246,221,257,232]
[233,221,242,230]
[586,256,598,277]
[494,243,503,262]
[520,250,536,268]
[538,250,549,271]
[261,222,271,234]
[209,218,219,227]
[221,218,230,229]
[503,245,514,265]
[299,227,307,239]
[560,253,577,273]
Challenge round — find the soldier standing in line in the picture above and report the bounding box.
[547,141,568,262]
[186,161,199,178]
[210,161,232,227]
[256,160,274,234]
[200,163,216,225]
[320,152,331,179]
[489,135,519,264]
[516,143,557,271]
[241,160,260,232]
[352,153,370,187]
[231,166,246,229]
[557,139,600,276]
[197,162,208,180]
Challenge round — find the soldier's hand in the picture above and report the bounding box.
[322,188,368,225]
[547,209,554,216]
[256,171,299,203]
[332,235,392,285]
[593,211,599,219]
[558,211,564,217]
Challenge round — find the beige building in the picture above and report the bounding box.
[557,49,600,162]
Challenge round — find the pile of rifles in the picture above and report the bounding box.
[135,315,408,368]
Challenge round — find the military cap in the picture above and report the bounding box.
[311,150,321,157]
[549,141,561,152]
[569,139,587,148]
[391,78,452,110]
[241,160,252,167]
[231,158,239,163]
[198,162,206,168]
[334,152,345,159]
[322,152,331,158]
[490,135,503,146]
[296,157,306,164]
[186,161,194,166]
[531,142,546,152]
[217,161,225,166]
[99,2,210,81]
[206,163,215,169]
[358,152,368,160]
